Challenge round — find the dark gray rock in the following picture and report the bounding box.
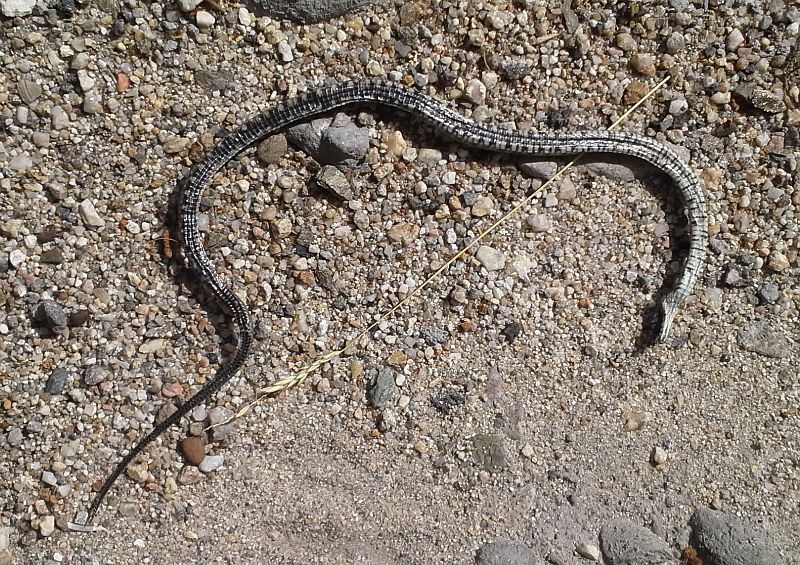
[599,519,678,565]
[318,120,369,164]
[472,434,508,470]
[315,165,353,200]
[34,300,68,328]
[367,369,396,408]
[44,368,68,394]
[689,508,782,565]
[475,539,542,565]
[286,117,331,158]
[250,0,383,23]
[83,365,109,386]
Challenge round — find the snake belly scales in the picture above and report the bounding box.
[83,79,708,524]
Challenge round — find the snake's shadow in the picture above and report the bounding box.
[159,110,692,372]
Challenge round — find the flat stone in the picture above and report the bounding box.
[472,434,507,470]
[519,160,558,180]
[138,338,165,354]
[164,137,189,154]
[196,10,215,29]
[315,165,353,200]
[17,79,42,104]
[475,540,541,565]
[38,516,55,537]
[177,465,204,485]
[177,0,202,11]
[737,322,794,359]
[599,519,678,565]
[51,106,69,130]
[251,0,380,23]
[576,543,601,561]
[194,69,235,92]
[416,148,442,165]
[525,213,551,232]
[9,153,32,172]
[387,222,420,245]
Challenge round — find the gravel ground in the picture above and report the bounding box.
[1,0,799,563]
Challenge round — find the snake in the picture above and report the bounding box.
[82,79,708,525]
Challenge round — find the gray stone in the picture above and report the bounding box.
[367,369,397,408]
[288,115,368,165]
[177,0,202,11]
[207,406,236,441]
[472,434,507,470]
[475,539,541,564]
[758,283,780,304]
[83,365,109,386]
[315,165,353,200]
[525,214,551,232]
[6,427,23,446]
[737,322,794,359]
[689,508,781,565]
[17,78,42,104]
[44,368,68,394]
[1,0,34,17]
[51,106,69,130]
[519,160,558,180]
[599,519,678,565]
[319,121,369,164]
[35,300,68,328]
[475,245,506,271]
[194,69,235,92]
[251,0,382,22]
[576,543,601,561]
[198,454,224,473]
[9,153,32,172]
[286,118,330,158]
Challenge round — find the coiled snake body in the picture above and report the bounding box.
[84,79,707,524]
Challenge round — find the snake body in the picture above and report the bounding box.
[84,79,707,524]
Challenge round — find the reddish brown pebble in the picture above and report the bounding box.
[116,72,130,92]
[179,436,206,466]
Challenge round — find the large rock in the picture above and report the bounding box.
[689,508,781,565]
[251,0,383,22]
[599,519,678,565]
[1,0,35,17]
[475,540,542,565]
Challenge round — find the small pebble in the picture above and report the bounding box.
[475,245,506,271]
[198,454,224,473]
